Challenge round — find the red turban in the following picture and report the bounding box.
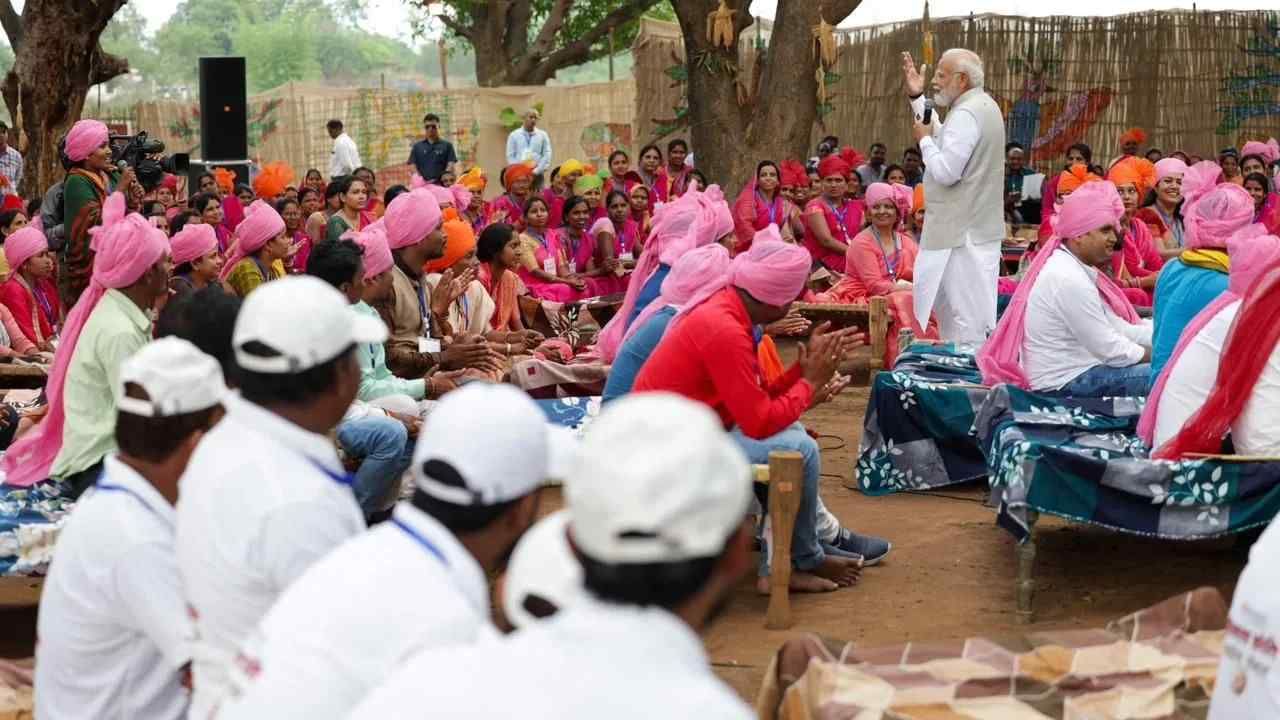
[1118,127,1148,146]
[779,160,809,188]
[502,162,535,190]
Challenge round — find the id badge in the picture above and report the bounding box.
[620,251,634,263]
[542,257,557,274]
[418,337,441,354]
[568,260,578,274]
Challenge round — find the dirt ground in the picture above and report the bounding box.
[0,360,1250,708]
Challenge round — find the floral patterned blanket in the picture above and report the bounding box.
[0,477,73,576]
[855,343,991,495]
[975,384,1280,542]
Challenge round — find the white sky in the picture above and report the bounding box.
[54,0,1280,41]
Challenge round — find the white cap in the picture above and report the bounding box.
[412,384,564,506]
[117,337,228,417]
[503,510,584,629]
[232,275,386,374]
[565,393,751,564]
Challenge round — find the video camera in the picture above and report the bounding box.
[109,131,189,192]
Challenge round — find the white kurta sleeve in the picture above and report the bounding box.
[919,108,980,188]
[1061,289,1147,367]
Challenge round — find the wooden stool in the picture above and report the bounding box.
[791,297,891,376]
[753,451,803,629]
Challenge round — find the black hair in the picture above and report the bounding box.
[274,197,300,216]
[869,142,887,152]
[423,112,441,124]
[820,135,839,147]
[608,149,629,166]
[410,464,531,534]
[25,197,41,219]
[1005,141,1025,153]
[561,195,590,227]
[327,119,344,131]
[903,146,922,160]
[688,169,709,190]
[0,120,8,131]
[140,200,165,218]
[1244,172,1272,195]
[1066,143,1093,163]
[383,184,409,206]
[0,209,24,234]
[168,210,198,236]
[156,286,244,386]
[324,179,345,202]
[1219,147,1240,159]
[604,190,629,211]
[578,550,721,610]
[334,175,366,197]
[476,223,515,262]
[1241,153,1268,172]
[238,341,356,406]
[298,186,321,204]
[638,143,662,162]
[197,171,217,188]
[305,168,323,180]
[882,164,907,181]
[549,166,561,182]
[116,383,221,463]
[523,195,550,217]
[353,166,375,182]
[190,192,220,214]
[667,138,688,154]
[235,183,253,198]
[1145,148,1164,161]
[755,160,779,180]
[306,239,364,290]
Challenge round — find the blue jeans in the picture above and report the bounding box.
[731,422,824,573]
[1055,363,1152,398]
[336,416,414,515]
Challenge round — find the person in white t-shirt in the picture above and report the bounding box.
[175,275,386,717]
[35,338,228,720]
[1209,520,1280,718]
[214,383,560,719]
[351,393,758,720]
[326,119,362,179]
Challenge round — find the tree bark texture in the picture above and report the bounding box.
[1,0,128,198]
[671,0,862,192]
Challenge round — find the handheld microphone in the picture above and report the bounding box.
[922,98,935,125]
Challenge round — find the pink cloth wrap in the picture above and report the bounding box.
[978,182,1139,388]
[450,184,472,211]
[864,182,914,222]
[1154,158,1188,182]
[673,237,809,328]
[427,184,455,208]
[169,223,218,266]
[351,224,394,280]
[3,227,49,272]
[1241,138,1280,164]
[64,120,109,163]
[2,193,169,487]
[219,199,285,281]
[622,243,731,347]
[1137,226,1280,444]
[1184,183,1259,251]
[384,188,443,250]
[594,189,710,362]
[660,186,734,264]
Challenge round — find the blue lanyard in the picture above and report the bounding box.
[825,200,849,235]
[95,483,169,524]
[527,228,549,250]
[308,458,354,487]
[871,226,902,280]
[391,517,449,566]
[456,294,470,329]
[757,190,781,225]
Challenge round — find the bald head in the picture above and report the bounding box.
[933,48,985,107]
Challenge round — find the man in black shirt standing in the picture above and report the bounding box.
[408,113,457,184]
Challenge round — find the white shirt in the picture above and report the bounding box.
[505,126,553,175]
[35,455,190,720]
[1024,249,1151,391]
[911,94,979,188]
[1209,521,1280,718]
[350,595,753,720]
[330,132,362,178]
[175,394,365,718]
[214,503,492,720]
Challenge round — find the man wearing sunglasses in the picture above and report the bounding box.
[408,113,458,185]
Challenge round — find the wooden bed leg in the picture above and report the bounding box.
[765,451,803,630]
[868,296,888,376]
[1015,512,1039,625]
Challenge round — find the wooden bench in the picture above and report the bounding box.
[790,298,891,377]
[752,451,803,630]
[0,364,45,391]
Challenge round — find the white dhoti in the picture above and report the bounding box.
[913,235,1001,346]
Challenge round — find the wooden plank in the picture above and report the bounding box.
[1183,453,1280,463]
[0,576,42,609]
[765,451,803,630]
[868,296,889,375]
[0,364,46,391]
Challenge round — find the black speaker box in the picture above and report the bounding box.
[199,56,248,161]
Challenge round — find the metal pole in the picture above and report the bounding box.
[439,38,449,89]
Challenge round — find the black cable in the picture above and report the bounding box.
[901,489,987,504]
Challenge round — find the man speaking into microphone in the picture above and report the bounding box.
[901,49,1005,345]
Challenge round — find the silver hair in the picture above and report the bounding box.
[941,48,985,88]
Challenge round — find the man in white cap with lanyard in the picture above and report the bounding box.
[497,509,585,630]
[351,393,756,719]
[175,275,386,717]
[35,338,227,720]
[214,383,555,719]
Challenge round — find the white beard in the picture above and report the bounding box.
[934,89,955,107]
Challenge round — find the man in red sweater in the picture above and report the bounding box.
[635,236,891,593]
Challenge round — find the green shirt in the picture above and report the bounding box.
[326,214,356,244]
[50,289,152,479]
[354,300,425,401]
[226,258,283,298]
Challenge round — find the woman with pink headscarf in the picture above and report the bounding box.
[168,222,224,298]
[1149,161,1261,381]
[978,181,1150,396]
[813,182,936,366]
[1139,227,1280,447]
[222,200,289,297]
[804,152,866,272]
[0,226,62,350]
[60,119,135,310]
[1135,157,1188,258]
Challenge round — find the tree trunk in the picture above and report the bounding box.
[671,0,862,192]
[1,0,128,199]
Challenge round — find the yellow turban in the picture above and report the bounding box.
[458,167,486,193]
[559,158,585,177]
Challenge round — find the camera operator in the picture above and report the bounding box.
[60,119,138,309]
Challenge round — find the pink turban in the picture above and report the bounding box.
[621,243,731,347]
[427,184,455,208]
[1139,227,1280,443]
[219,199,285,281]
[1154,157,1188,182]
[65,119,109,163]
[864,182,913,221]
[1055,180,1125,239]
[1241,138,1280,165]
[352,224,394,280]
[169,222,218,266]
[3,226,49,272]
[450,184,472,211]
[661,186,733,265]
[1180,161,1225,210]
[3,193,169,487]
[384,188,443,250]
[1184,184,1257,250]
[673,239,809,327]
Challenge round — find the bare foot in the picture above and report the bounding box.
[755,573,839,595]
[812,555,863,587]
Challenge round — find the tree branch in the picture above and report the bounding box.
[0,0,21,49]
[504,0,531,60]
[528,0,573,58]
[826,0,864,24]
[437,13,475,41]
[532,0,662,78]
[89,45,130,85]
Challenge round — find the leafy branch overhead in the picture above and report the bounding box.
[413,0,668,86]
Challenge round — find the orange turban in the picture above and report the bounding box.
[501,162,535,190]
[1058,163,1101,194]
[213,167,237,194]
[1107,156,1157,197]
[424,218,477,273]
[912,183,925,212]
[1119,127,1148,146]
[252,162,295,201]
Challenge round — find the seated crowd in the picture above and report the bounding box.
[3,109,1279,718]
